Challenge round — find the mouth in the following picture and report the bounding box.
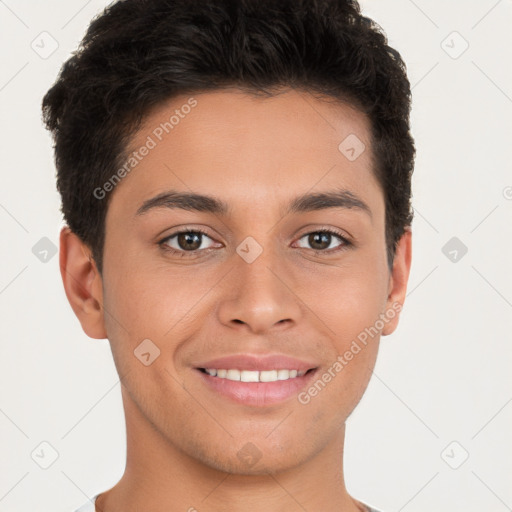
[195,366,319,406]
[197,367,315,382]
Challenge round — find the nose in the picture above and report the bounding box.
[216,243,303,334]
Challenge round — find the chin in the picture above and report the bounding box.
[185,436,312,476]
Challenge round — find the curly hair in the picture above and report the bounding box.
[42,0,415,274]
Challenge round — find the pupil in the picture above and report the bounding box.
[178,232,201,250]
[310,232,330,250]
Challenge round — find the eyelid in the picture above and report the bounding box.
[158,225,353,257]
[293,227,352,252]
[159,226,220,252]
[294,225,352,242]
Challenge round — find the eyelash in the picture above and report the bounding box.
[158,227,352,258]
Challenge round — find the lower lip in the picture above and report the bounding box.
[195,369,318,406]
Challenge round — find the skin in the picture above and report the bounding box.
[60,88,412,512]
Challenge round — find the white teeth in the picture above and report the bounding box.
[226,369,241,381]
[277,369,290,380]
[241,370,260,382]
[204,368,308,382]
[259,370,278,382]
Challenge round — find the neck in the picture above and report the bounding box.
[96,386,366,512]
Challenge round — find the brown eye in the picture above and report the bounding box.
[176,232,202,251]
[296,230,349,252]
[308,232,331,250]
[160,229,216,254]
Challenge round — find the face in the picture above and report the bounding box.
[69,88,410,475]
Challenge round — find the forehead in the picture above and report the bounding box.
[107,88,382,219]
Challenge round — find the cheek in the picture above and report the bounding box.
[100,260,225,379]
[304,262,389,341]
[103,251,389,343]
[103,260,205,332]
[297,261,388,400]
[295,274,384,423]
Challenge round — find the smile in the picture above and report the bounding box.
[199,368,309,382]
[196,367,318,406]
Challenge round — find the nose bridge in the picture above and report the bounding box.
[216,234,302,333]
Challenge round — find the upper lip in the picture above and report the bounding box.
[194,354,319,372]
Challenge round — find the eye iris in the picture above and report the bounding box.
[178,232,202,250]
[309,232,331,250]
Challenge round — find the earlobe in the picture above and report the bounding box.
[59,226,107,339]
[382,227,412,336]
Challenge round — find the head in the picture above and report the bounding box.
[44,0,414,475]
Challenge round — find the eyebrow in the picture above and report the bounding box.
[135,188,372,218]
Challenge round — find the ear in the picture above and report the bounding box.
[59,226,107,339]
[382,227,412,336]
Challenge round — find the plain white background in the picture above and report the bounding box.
[0,1,511,511]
